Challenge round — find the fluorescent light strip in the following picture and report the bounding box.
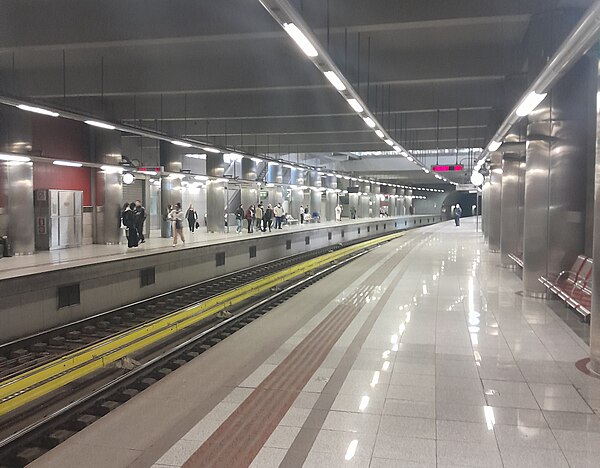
[347,98,363,113]
[172,140,192,147]
[0,153,31,162]
[393,145,401,152]
[53,160,82,167]
[488,140,502,152]
[283,22,318,57]
[17,104,59,117]
[363,117,376,128]
[185,153,207,159]
[85,120,115,130]
[202,146,220,153]
[375,130,385,138]
[100,165,123,173]
[516,91,547,117]
[384,139,394,147]
[324,71,346,91]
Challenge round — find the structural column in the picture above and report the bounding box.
[289,168,305,221]
[91,128,123,245]
[358,182,370,218]
[404,189,413,215]
[241,157,259,212]
[307,171,322,217]
[0,107,34,255]
[522,59,591,296]
[206,153,226,233]
[487,153,503,252]
[159,141,184,237]
[324,175,337,221]
[500,153,525,266]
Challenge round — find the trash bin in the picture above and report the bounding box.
[1,236,12,257]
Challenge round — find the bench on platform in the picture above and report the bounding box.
[508,253,523,268]
[539,255,592,322]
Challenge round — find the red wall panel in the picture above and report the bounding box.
[31,115,92,205]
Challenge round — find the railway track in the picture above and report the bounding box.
[0,231,404,467]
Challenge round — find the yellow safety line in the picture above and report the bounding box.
[0,232,404,416]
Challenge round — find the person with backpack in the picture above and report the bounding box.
[255,203,264,231]
[168,202,185,246]
[263,204,274,232]
[235,204,244,233]
[134,200,146,243]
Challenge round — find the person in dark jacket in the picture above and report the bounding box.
[122,202,139,248]
[245,205,255,233]
[186,204,198,232]
[134,200,146,243]
[263,204,274,232]
[235,204,244,233]
[454,204,462,226]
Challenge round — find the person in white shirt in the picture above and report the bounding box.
[274,203,284,229]
[335,204,342,222]
[299,205,304,224]
[168,202,185,246]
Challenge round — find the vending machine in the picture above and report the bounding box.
[34,189,83,250]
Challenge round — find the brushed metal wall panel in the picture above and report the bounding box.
[500,158,521,265]
[309,188,321,216]
[7,162,34,254]
[206,181,226,232]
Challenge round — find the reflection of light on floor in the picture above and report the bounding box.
[471,333,479,345]
[359,396,370,411]
[484,406,496,430]
[391,334,398,344]
[382,350,390,359]
[370,371,380,387]
[345,440,358,460]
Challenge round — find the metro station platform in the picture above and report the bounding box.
[29,218,600,468]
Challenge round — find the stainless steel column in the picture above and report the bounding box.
[206,180,226,233]
[159,141,184,237]
[289,169,305,221]
[397,189,405,215]
[91,128,122,245]
[266,162,283,184]
[241,157,257,181]
[488,153,503,252]
[0,107,34,254]
[500,155,522,266]
[358,182,370,218]
[370,183,380,218]
[523,59,590,296]
[309,188,321,218]
[404,189,413,215]
[241,157,259,214]
[325,175,337,221]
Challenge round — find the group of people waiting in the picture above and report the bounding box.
[235,203,286,233]
[163,203,201,246]
[121,200,146,248]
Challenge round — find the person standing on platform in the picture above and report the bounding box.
[245,205,255,233]
[335,204,342,222]
[454,204,462,226]
[169,203,185,246]
[122,202,139,248]
[350,205,356,219]
[134,200,146,244]
[235,204,244,233]
[273,203,284,229]
[264,204,274,232]
[186,204,198,232]
[255,203,263,231]
[299,205,305,224]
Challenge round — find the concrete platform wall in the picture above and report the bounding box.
[0,215,440,342]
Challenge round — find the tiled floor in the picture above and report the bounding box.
[30,218,600,467]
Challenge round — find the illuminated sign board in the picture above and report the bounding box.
[431,165,463,172]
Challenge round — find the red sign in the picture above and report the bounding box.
[138,167,162,175]
[432,165,463,172]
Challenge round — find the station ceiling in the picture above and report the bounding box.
[0,0,594,183]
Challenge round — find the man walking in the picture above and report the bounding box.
[454,204,462,226]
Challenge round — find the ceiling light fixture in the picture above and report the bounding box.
[323,71,346,91]
[0,153,31,162]
[347,98,363,113]
[375,130,385,138]
[384,139,394,147]
[100,165,123,173]
[393,145,401,152]
[85,120,115,130]
[185,153,207,160]
[172,140,192,147]
[516,91,548,117]
[363,117,376,128]
[202,146,220,153]
[283,22,318,57]
[53,160,82,167]
[488,140,502,152]
[17,104,59,117]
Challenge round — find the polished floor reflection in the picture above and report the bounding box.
[30,218,600,468]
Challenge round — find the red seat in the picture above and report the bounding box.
[539,255,592,322]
